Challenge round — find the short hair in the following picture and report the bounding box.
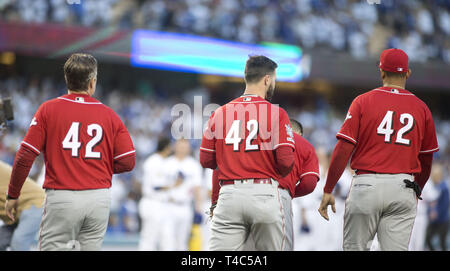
[244,55,278,84]
[64,53,97,91]
[289,118,303,135]
[156,137,171,152]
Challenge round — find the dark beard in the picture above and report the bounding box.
[265,84,275,102]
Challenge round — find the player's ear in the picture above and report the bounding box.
[89,77,97,95]
[380,69,386,80]
[406,69,411,79]
[263,75,269,86]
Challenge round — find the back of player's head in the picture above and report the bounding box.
[156,137,171,153]
[289,118,303,136]
[64,53,98,92]
[244,55,278,84]
[379,48,410,80]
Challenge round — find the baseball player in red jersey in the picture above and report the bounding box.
[5,53,136,251]
[208,118,320,251]
[318,48,439,251]
[200,55,295,251]
[209,122,320,208]
[286,119,320,199]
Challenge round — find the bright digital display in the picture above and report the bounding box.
[131,30,308,82]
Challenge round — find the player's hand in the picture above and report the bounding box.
[318,193,336,221]
[5,199,19,222]
[209,203,217,220]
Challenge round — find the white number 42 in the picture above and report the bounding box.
[62,122,103,158]
[377,110,414,145]
[225,120,259,151]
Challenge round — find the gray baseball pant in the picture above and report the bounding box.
[38,188,111,251]
[209,179,292,251]
[343,173,417,251]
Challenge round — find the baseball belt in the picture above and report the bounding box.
[355,169,414,176]
[220,178,272,186]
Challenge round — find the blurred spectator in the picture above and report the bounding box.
[1,0,450,63]
[425,163,449,251]
[409,173,440,251]
[138,137,173,250]
[162,139,203,251]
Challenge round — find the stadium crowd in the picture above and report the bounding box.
[0,74,449,250]
[1,0,450,63]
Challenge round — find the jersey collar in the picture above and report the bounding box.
[377,86,413,95]
[60,93,102,104]
[233,94,267,103]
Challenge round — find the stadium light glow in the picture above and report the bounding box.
[130,30,308,82]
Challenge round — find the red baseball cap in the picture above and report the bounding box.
[379,48,409,73]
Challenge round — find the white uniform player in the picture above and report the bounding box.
[164,139,203,251]
[329,168,353,250]
[294,166,352,250]
[293,164,327,250]
[409,180,439,250]
[201,168,213,251]
[139,138,172,251]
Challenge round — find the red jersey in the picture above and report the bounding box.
[200,94,295,181]
[21,93,135,190]
[337,86,439,174]
[278,133,320,197]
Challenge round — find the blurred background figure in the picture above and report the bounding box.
[329,166,353,250]
[200,168,213,251]
[425,163,449,251]
[0,161,44,251]
[409,167,440,251]
[138,137,172,250]
[164,139,203,251]
[294,146,352,251]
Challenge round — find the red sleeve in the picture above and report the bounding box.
[200,111,217,154]
[415,153,433,190]
[275,145,295,177]
[199,149,217,169]
[294,175,319,198]
[273,107,295,150]
[22,104,47,155]
[8,146,38,198]
[113,153,136,174]
[323,139,355,193]
[113,115,135,161]
[211,168,220,204]
[419,107,439,154]
[336,97,361,145]
[299,138,320,180]
[200,110,218,169]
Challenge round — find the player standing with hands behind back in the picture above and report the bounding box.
[5,53,136,251]
[318,49,439,251]
[200,55,295,251]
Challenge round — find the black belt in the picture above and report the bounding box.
[355,170,414,176]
